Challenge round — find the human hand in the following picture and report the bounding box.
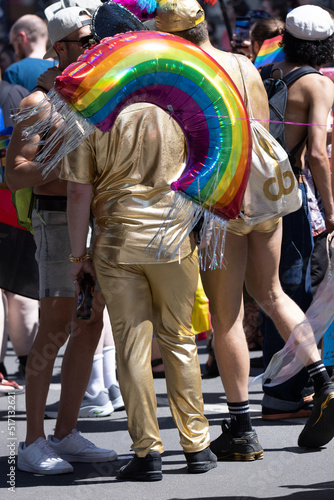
[231,37,252,57]
[70,260,96,294]
[37,66,62,91]
[325,214,334,235]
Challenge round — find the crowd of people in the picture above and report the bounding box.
[0,0,334,482]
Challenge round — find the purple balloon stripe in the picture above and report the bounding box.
[96,86,211,173]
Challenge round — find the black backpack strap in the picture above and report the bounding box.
[285,67,321,161]
[260,64,274,81]
[283,66,321,87]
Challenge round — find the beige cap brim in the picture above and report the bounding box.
[143,19,157,30]
[43,46,58,60]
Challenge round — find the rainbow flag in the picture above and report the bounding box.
[254,35,285,69]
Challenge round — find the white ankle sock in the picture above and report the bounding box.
[86,353,105,397]
[103,346,117,388]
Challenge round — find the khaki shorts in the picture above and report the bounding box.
[32,209,100,299]
[226,217,281,236]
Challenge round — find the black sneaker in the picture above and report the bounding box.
[117,452,162,481]
[184,446,217,473]
[210,420,263,461]
[298,383,334,448]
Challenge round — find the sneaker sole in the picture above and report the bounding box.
[262,408,312,421]
[298,392,334,448]
[111,396,125,411]
[44,411,58,419]
[18,461,73,475]
[215,450,264,461]
[46,404,114,419]
[188,461,217,473]
[79,402,114,418]
[58,450,118,463]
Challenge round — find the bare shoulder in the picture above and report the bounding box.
[297,72,334,107]
[13,88,51,132]
[9,89,48,150]
[202,46,269,123]
[19,89,47,110]
[305,72,334,94]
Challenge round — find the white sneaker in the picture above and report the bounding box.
[48,429,118,462]
[44,389,114,419]
[79,389,114,418]
[18,437,73,475]
[108,384,125,411]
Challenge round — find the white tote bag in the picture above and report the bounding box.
[235,57,302,225]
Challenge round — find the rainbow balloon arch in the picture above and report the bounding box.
[16,31,252,267]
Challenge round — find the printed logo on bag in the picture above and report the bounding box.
[263,163,296,201]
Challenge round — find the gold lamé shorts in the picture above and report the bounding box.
[226,217,281,236]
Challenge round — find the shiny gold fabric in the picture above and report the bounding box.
[94,250,210,455]
[62,102,210,455]
[61,103,192,264]
[226,216,281,236]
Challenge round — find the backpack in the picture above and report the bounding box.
[260,64,321,157]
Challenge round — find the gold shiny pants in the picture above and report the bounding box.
[94,250,210,456]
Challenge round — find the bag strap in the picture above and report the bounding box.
[260,64,274,81]
[261,64,320,86]
[284,68,320,158]
[233,55,254,119]
[283,66,321,87]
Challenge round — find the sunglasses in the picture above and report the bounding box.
[60,35,95,50]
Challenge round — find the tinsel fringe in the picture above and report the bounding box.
[12,88,95,178]
[146,191,228,270]
[13,89,229,270]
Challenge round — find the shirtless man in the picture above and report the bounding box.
[6,6,116,475]
[153,0,334,457]
[260,4,334,420]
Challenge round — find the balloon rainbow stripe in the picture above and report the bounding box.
[55,31,251,220]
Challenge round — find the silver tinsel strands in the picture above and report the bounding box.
[13,87,231,270]
[13,88,95,178]
[146,191,228,271]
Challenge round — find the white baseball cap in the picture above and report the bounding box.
[44,6,91,59]
[286,5,334,41]
[44,0,101,20]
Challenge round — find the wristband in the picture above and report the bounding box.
[69,251,90,263]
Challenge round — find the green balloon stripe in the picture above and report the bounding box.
[72,43,244,200]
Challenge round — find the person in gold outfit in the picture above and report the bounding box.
[152,0,334,460]
[60,9,217,480]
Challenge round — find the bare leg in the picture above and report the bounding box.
[102,307,114,348]
[5,292,39,357]
[0,291,8,367]
[201,231,249,402]
[245,224,320,365]
[54,290,104,439]
[25,297,74,446]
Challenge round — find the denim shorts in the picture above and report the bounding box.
[32,209,75,299]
